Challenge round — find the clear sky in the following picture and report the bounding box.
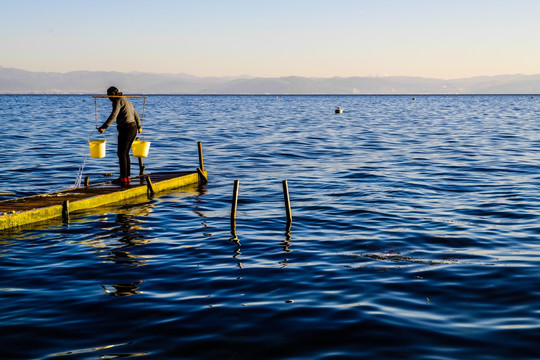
[2,0,540,79]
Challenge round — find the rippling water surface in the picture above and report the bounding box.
[0,95,539,359]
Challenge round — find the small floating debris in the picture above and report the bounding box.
[335,106,342,114]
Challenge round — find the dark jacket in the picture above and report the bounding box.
[101,97,141,130]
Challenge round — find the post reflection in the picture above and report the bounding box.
[228,221,293,269]
[281,221,292,252]
[105,212,151,267]
[280,220,292,268]
[99,204,153,297]
[230,227,242,269]
[101,281,144,297]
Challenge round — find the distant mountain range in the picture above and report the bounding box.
[2,66,540,94]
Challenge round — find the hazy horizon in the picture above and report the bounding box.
[3,65,540,94]
[2,65,537,82]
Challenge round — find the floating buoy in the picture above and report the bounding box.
[335,107,342,114]
[412,97,416,100]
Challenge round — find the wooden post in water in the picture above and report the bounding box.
[138,157,145,175]
[84,177,90,187]
[198,141,204,171]
[136,137,145,175]
[230,180,239,239]
[282,181,293,249]
[197,167,207,184]
[62,200,70,223]
[197,141,207,184]
[283,180,292,223]
[145,175,155,198]
[282,180,292,225]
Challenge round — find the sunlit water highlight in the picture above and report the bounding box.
[0,95,539,359]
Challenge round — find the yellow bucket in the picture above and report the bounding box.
[88,139,106,158]
[132,140,151,158]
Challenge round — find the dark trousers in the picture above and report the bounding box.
[117,123,138,179]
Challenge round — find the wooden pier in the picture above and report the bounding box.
[0,170,207,231]
[0,142,208,231]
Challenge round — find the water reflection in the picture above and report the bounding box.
[101,281,144,297]
[106,248,147,267]
[230,201,242,268]
[97,204,153,297]
[95,213,150,267]
[0,239,14,257]
[230,225,238,242]
[227,220,294,269]
[282,221,292,253]
[48,341,148,358]
[112,213,151,247]
[230,233,242,269]
[280,221,292,268]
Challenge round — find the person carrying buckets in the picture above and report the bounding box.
[98,86,142,186]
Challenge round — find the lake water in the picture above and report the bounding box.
[0,94,539,359]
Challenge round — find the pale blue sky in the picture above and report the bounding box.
[2,0,540,79]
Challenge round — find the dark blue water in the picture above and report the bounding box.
[1,95,539,359]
